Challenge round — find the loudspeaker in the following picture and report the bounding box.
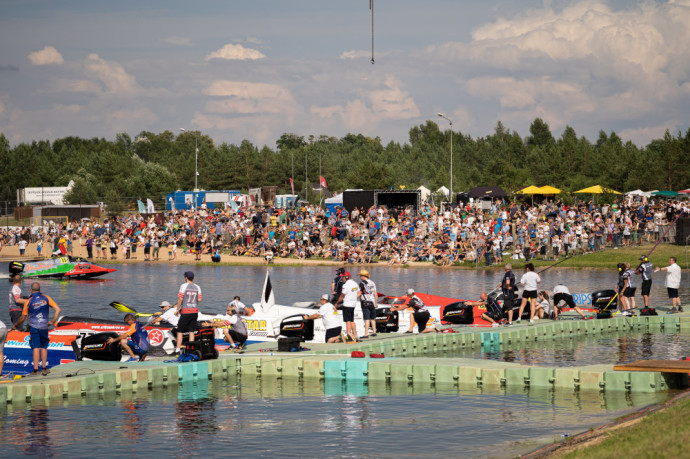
[675,218,690,245]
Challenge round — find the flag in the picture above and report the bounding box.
[260,272,275,313]
[320,176,327,189]
[146,198,155,214]
[289,177,295,195]
[137,200,146,214]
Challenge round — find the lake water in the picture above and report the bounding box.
[2,264,688,457]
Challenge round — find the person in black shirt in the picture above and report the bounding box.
[330,267,345,303]
[467,292,503,327]
[498,263,517,313]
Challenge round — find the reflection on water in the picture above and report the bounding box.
[438,329,690,367]
[0,375,676,458]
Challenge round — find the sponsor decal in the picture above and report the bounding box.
[246,320,267,331]
[4,357,30,366]
[148,329,164,347]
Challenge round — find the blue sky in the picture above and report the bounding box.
[1,0,689,148]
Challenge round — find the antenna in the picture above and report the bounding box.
[370,0,375,64]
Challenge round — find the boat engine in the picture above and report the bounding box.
[441,301,474,325]
[72,332,122,361]
[375,307,399,333]
[279,314,315,342]
[591,289,618,311]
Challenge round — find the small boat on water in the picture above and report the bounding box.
[8,256,117,279]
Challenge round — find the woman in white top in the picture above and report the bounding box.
[514,262,541,323]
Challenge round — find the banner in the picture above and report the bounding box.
[137,200,146,214]
[146,198,155,213]
[289,177,295,195]
[319,176,327,189]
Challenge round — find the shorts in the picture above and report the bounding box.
[362,307,376,321]
[553,293,576,309]
[126,340,146,355]
[413,311,431,332]
[0,326,6,353]
[342,307,355,323]
[29,327,50,349]
[226,329,247,345]
[483,312,502,322]
[325,326,342,342]
[522,290,537,300]
[10,310,28,332]
[177,313,199,333]
[623,287,636,298]
[641,280,652,296]
[668,288,679,299]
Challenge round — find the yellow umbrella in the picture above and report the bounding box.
[538,185,561,195]
[515,185,542,195]
[574,185,622,195]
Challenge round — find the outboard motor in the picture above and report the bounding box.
[375,307,399,333]
[279,314,315,342]
[591,289,617,311]
[73,332,122,361]
[441,301,474,325]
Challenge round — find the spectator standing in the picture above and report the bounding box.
[656,257,683,313]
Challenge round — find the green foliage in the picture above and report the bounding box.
[1,119,689,210]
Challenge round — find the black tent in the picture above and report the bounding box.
[466,186,507,199]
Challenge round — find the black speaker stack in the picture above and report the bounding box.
[676,217,690,245]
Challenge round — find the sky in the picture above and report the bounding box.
[1,0,690,149]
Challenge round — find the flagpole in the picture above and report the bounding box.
[305,150,308,204]
[319,151,322,205]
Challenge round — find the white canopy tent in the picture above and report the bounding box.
[437,186,449,197]
[417,185,431,201]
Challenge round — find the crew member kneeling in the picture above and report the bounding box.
[107,313,150,362]
[466,292,503,327]
[390,289,438,334]
[303,294,345,343]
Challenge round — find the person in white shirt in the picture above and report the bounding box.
[335,271,360,342]
[516,263,541,323]
[150,301,179,328]
[656,257,683,313]
[302,295,345,343]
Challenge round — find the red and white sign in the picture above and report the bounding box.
[148,329,165,347]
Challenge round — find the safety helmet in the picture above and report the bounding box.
[406,288,415,295]
[336,268,345,276]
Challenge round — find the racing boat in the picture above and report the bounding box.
[8,256,117,279]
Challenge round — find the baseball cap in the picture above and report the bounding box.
[344,271,351,277]
[321,294,329,300]
[159,301,171,307]
[184,271,194,280]
[406,288,415,295]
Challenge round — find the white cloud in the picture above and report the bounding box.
[27,46,64,65]
[340,50,370,60]
[84,53,143,95]
[205,43,266,61]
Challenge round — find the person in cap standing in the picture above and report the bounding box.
[358,269,378,339]
[499,263,516,322]
[636,255,653,308]
[330,267,346,303]
[174,271,202,354]
[335,271,360,342]
[390,289,438,334]
[302,295,346,343]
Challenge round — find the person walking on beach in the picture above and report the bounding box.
[514,263,541,323]
[174,271,201,354]
[636,255,653,308]
[11,282,61,376]
[9,274,28,331]
[656,257,682,313]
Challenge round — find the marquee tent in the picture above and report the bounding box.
[515,185,542,195]
[538,185,561,195]
[574,185,622,195]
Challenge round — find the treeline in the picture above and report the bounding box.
[0,118,688,209]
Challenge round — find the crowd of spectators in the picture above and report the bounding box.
[1,196,688,266]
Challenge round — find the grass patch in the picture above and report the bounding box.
[557,394,690,458]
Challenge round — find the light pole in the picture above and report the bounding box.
[437,113,453,203]
[179,128,198,209]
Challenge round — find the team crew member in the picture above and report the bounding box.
[302,294,345,343]
[466,292,503,327]
[230,296,254,316]
[203,304,248,348]
[499,263,517,315]
[553,284,587,319]
[11,282,61,376]
[656,257,683,313]
[512,263,541,324]
[534,291,554,319]
[391,289,438,334]
[174,271,202,354]
[107,314,150,362]
[336,272,360,342]
[150,301,179,329]
[358,270,378,339]
[8,274,27,331]
[637,255,654,308]
[0,316,6,377]
[331,268,346,303]
[621,262,637,313]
